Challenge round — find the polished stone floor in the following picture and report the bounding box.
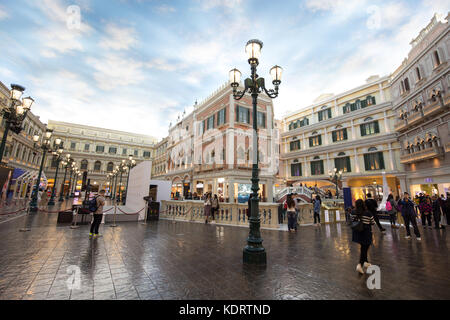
[0,202,449,300]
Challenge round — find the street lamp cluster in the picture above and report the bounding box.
[329,168,343,199]
[229,39,282,265]
[107,155,136,205]
[0,84,34,163]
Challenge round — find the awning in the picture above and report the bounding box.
[11,168,47,185]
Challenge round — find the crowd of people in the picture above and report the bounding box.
[350,191,450,274]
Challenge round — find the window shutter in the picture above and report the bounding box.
[309,137,313,147]
[236,106,239,122]
[203,120,206,133]
[328,109,332,119]
[224,108,227,124]
[332,131,337,142]
[374,121,380,133]
[318,111,323,122]
[263,113,266,128]
[291,164,294,176]
[320,161,324,174]
[364,154,369,170]
[360,125,366,136]
[372,97,376,105]
[346,157,351,172]
[318,135,322,145]
[310,162,314,175]
[247,108,250,124]
[343,128,348,140]
[378,152,385,169]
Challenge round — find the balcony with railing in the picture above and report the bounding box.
[400,145,444,164]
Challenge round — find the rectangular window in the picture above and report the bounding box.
[291,163,302,177]
[309,135,322,147]
[318,108,332,122]
[364,152,385,171]
[207,115,215,130]
[257,111,266,128]
[360,121,380,136]
[332,128,348,142]
[122,148,127,155]
[96,145,104,153]
[143,151,151,158]
[290,140,301,151]
[134,150,139,156]
[109,147,117,154]
[217,108,226,126]
[310,160,324,175]
[84,144,90,151]
[198,121,204,135]
[70,142,76,150]
[236,105,250,124]
[334,156,351,173]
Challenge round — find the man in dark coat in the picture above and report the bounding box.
[365,193,386,233]
[398,192,421,240]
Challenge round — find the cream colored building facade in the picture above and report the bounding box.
[46,120,158,194]
[279,75,403,200]
[391,13,450,197]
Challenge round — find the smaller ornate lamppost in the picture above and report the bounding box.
[328,168,343,199]
[66,161,75,199]
[29,128,54,212]
[0,84,34,163]
[59,155,73,202]
[123,155,136,205]
[117,162,127,204]
[112,168,119,200]
[47,140,64,206]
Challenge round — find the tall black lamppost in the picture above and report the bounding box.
[229,39,283,265]
[66,162,77,199]
[59,155,72,202]
[117,162,126,204]
[123,155,136,205]
[0,84,34,163]
[328,168,343,199]
[47,142,64,206]
[112,168,118,200]
[29,128,54,212]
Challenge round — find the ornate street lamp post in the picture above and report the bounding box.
[0,84,34,163]
[329,168,343,199]
[229,39,283,265]
[112,168,118,200]
[117,162,127,204]
[123,155,136,205]
[29,128,54,212]
[66,162,75,199]
[47,141,64,206]
[59,155,72,202]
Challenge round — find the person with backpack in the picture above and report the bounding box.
[365,193,386,233]
[351,199,375,274]
[211,194,219,223]
[386,194,399,229]
[432,195,444,229]
[286,197,297,232]
[398,192,421,240]
[89,190,106,239]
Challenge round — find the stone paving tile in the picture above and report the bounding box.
[0,203,449,300]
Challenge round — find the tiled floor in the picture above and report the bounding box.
[0,202,449,300]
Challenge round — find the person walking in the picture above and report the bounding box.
[395,195,404,228]
[211,194,219,223]
[420,197,433,228]
[365,193,386,233]
[89,190,106,239]
[351,199,375,274]
[313,195,321,226]
[39,188,48,209]
[204,193,212,224]
[398,192,421,240]
[386,194,399,229]
[432,195,444,229]
[286,197,297,232]
[443,193,450,227]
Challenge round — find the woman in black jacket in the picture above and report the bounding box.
[351,199,375,274]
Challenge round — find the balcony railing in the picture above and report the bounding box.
[400,146,444,164]
[395,99,447,132]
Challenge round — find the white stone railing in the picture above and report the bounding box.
[160,200,280,228]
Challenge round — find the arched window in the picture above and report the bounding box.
[81,159,88,170]
[433,50,441,67]
[337,152,346,156]
[107,162,114,172]
[237,146,244,160]
[364,117,373,122]
[404,77,410,91]
[94,161,101,171]
[313,156,320,160]
[368,147,378,152]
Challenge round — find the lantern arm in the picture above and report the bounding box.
[232,82,249,101]
[262,85,279,99]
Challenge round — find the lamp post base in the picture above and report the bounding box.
[243,246,267,265]
[48,199,55,206]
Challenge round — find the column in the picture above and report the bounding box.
[379,83,385,102]
[266,179,274,203]
[324,127,328,145]
[326,153,332,173]
[351,120,356,140]
[334,99,339,117]
[353,147,360,173]
[229,179,235,203]
[227,129,234,169]
[388,143,395,171]
[399,177,408,194]
[304,156,309,177]
[384,111,390,133]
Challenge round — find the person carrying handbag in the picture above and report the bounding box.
[211,194,219,222]
[351,199,375,274]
